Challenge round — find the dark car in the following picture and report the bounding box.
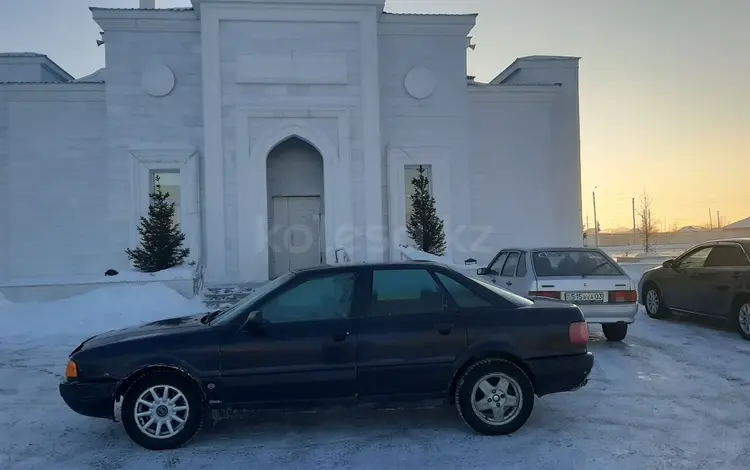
[639,238,750,339]
[59,262,594,450]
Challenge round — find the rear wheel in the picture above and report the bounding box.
[644,283,670,319]
[454,358,534,436]
[602,322,628,341]
[732,299,750,341]
[121,371,204,450]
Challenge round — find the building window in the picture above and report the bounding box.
[150,170,181,224]
[404,164,432,225]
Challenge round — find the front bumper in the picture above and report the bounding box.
[527,351,594,397]
[59,379,116,420]
[578,303,638,324]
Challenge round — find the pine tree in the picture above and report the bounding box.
[406,165,446,256]
[125,176,190,272]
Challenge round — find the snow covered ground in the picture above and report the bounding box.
[2,283,750,469]
[601,244,692,259]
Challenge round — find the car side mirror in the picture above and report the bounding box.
[477,267,488,275]
[662,259,674,268]
[241,310,266,332]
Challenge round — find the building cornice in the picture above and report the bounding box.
[469,84,561,102]
[379,13,476,36]
[90,7,200,32]
[0,55,74,82]
[128,147,198,165]
[191,0,385,13]
[0,82,105,101]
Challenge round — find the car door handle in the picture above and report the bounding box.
[435,323,454,335]
[331,332,350,342]
[505,280,512,286]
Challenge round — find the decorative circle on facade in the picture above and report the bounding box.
[404,67,435,99]
[141,64,175,97]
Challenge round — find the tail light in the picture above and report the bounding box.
[65,360,78,380]
[608,290,637,303]
[529,291,560,299]
[569,322,589,345]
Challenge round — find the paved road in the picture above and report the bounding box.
[2,309,749,470]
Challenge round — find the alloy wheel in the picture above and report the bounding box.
[133,385,190,440]
[738,303,750,335]
[646,289,660,314]
[470,372,523,426]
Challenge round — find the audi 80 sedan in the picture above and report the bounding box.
[59,262,594,450]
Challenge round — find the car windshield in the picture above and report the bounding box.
[531,250,622,277]
[468,277,534,306]
[209,272,294,325]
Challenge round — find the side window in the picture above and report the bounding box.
[677,247,713,269]
[260,273,356,323]
[150,170,181,225]
[488,252,509,274]
[516,253,527,277]
[404,165,432,225]
[370,269,443,316]
[435,272,492,308]
[705,245,750,267]
[501,252,521,277]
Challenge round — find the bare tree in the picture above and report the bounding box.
[636,191,659,252]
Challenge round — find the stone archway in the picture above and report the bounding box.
[236,118,354,282]
[266,137,325,278]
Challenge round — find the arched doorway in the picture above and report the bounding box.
[266,137,325,278]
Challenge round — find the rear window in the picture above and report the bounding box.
[531,250,622,277]
[469,277,534,307]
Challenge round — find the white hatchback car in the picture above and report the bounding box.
[475,247,638,341]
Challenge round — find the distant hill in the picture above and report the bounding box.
[677,225,709,232]
[602,226,633,234]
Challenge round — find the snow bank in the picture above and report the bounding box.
[96,266,194,282]
[3,265,194,287]
[0,283,208,339]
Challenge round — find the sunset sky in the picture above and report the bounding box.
[2,0,748,230]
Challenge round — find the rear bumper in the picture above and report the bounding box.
[527,352,594,397]
[59,379,115,420]
[578,303,638,324]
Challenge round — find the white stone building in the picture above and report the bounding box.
[0,0,582,297]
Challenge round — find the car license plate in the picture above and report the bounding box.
[563,291,605,303]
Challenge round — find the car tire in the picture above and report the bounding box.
[731,298,750,341]
[454,358,534,436]
[643,283,669,319]
[121,370,204,450]
[601,322,628,341]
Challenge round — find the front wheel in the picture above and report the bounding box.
[454,358,534,436]
[121,371,204,450]
[732,300,750,341]
[644,284,670,319]
[602,322,628,341]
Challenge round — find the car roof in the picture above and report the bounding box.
[499,246,605,253]
[702,237,750,244]
[291,260,446,274]
[692,238,750,250]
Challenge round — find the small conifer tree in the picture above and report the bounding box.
[406,165,447,256]
[125,176,190,272]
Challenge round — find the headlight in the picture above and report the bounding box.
[65,360,78,380]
